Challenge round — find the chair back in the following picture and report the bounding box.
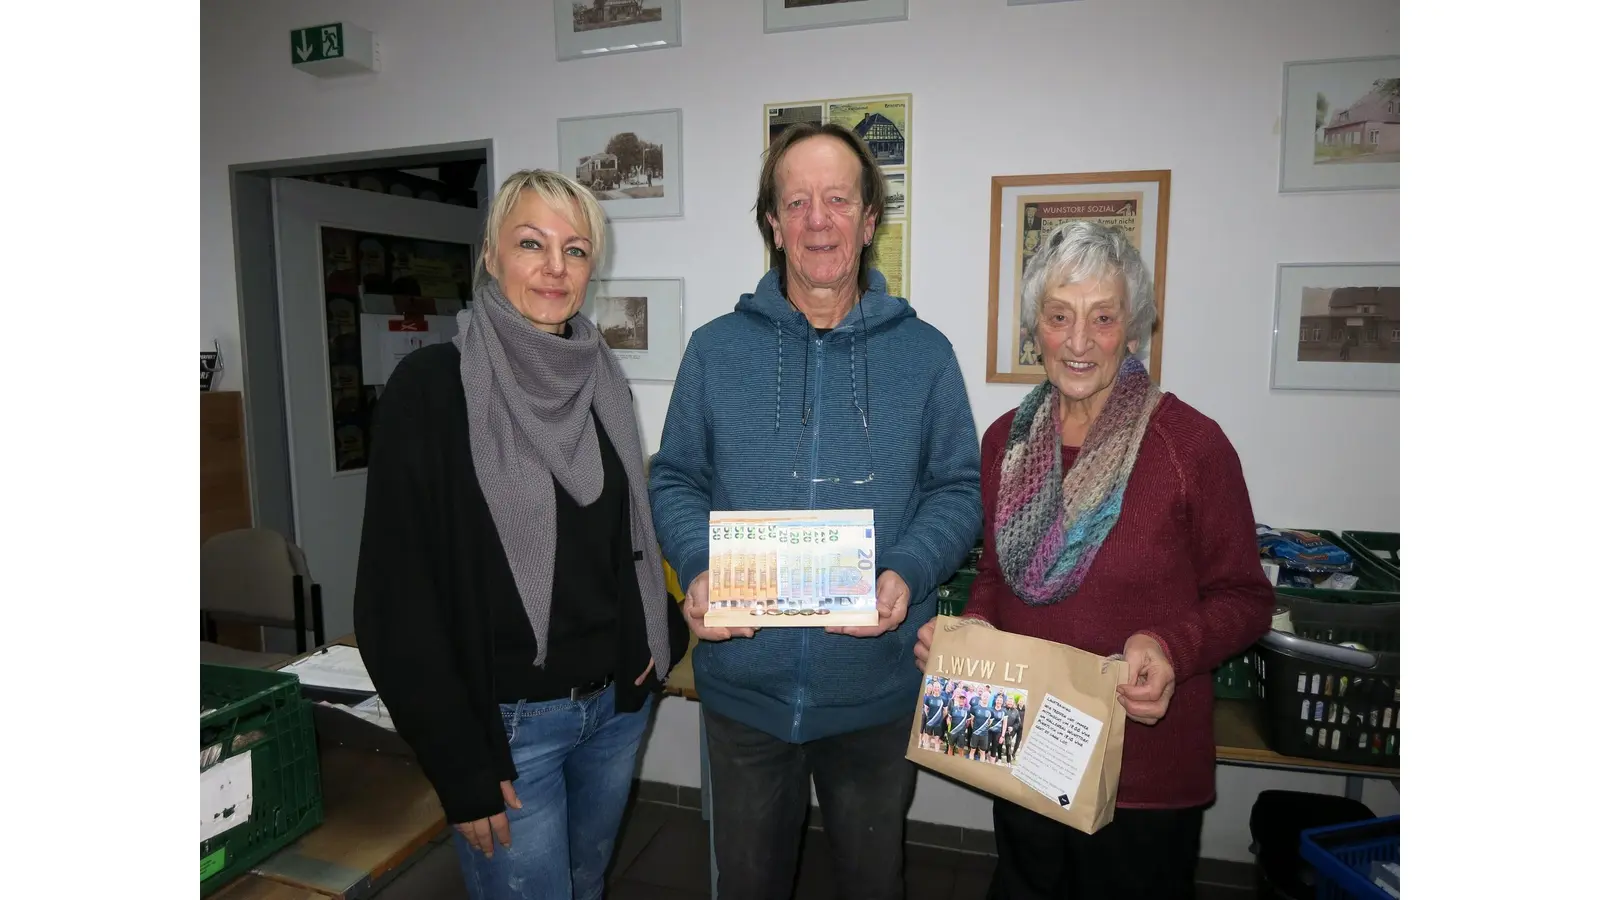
[200,527,312,625]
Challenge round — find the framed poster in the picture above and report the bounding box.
[763,93,912,299]
[557,108,684,220]
[580,277,685,382]
[764,0,908,34]
[985,171,1170,385]
[1279,56,1400,193]
[554,0,681,61]
[1270,263,1400,392]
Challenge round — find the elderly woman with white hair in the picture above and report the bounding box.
[354,169,688,900]
[914,220,1274,900]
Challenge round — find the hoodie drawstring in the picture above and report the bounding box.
[774,325,783,432]
[849,332,865,430]
[774,302,872,434]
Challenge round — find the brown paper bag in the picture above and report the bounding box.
[906,615,1130,835]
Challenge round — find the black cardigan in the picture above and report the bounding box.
[352,343,689,824]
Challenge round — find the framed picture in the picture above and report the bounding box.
[764,0,908,34]
[986,171,1171,385]
[553,0,681,62]
[557,108,683,220]
[1270,263,1399,392]
[581,277,685,382]
[1279,56,1399,193]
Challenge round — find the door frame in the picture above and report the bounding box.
[226,139,495,541]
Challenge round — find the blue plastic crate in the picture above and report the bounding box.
[1300,816,1399,899]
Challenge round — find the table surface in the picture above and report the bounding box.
[249,745,446,897]
[1211,698,1398,777]
[210,874,330,900]
[662,644,1398,780]
[211,636,449,899]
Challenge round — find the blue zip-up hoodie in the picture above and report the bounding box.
[649,267,982,744]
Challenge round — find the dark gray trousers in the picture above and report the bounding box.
[702,708,917,900]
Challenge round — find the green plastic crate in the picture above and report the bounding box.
[1341,530,1399,580]
[937,569,975,617]
[1214,651,1260,700]
[935,538,984,617]
[201,664,324,895]
[1267,529,1399,605]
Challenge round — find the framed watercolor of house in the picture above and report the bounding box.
[1279,56,1399,193]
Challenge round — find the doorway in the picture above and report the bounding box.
[227,140,493,639]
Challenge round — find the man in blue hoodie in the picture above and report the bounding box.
[650,123,981,899]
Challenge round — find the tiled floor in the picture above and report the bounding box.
[379,796,1254,899]
[605,801,994,899]
[605,801,1253,900]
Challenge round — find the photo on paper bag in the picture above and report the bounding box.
[918,675,1028,768]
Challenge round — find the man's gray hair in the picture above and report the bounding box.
[1019,220,1157,354]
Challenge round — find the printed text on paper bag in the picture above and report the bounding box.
[1011,693,1105,807]
[933,655,1029,684]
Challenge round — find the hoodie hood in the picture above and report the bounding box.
[734,267,916,336]
[733,267,915,434]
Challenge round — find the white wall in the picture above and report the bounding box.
[202,0,1399,863]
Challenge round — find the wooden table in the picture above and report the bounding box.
[249,745,447,898]
[209,636,449,899]
[662,649,1400,788]
[1213,698,1399,779]
[210,874,329,900]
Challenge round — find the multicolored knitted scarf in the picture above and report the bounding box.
[994,354,1163,606]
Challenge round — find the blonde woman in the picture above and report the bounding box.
[354,169,688,900]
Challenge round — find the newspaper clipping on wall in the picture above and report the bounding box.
[763,93,912,300]
[1011,191,1145,372]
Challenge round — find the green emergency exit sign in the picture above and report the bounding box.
[291,23,344,64]
[289,22,379,77]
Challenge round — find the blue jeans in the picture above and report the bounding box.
[451,685,653,900]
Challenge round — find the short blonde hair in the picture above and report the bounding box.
[477,169,608,289]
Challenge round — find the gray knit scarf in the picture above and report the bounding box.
[454,276,669,675]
